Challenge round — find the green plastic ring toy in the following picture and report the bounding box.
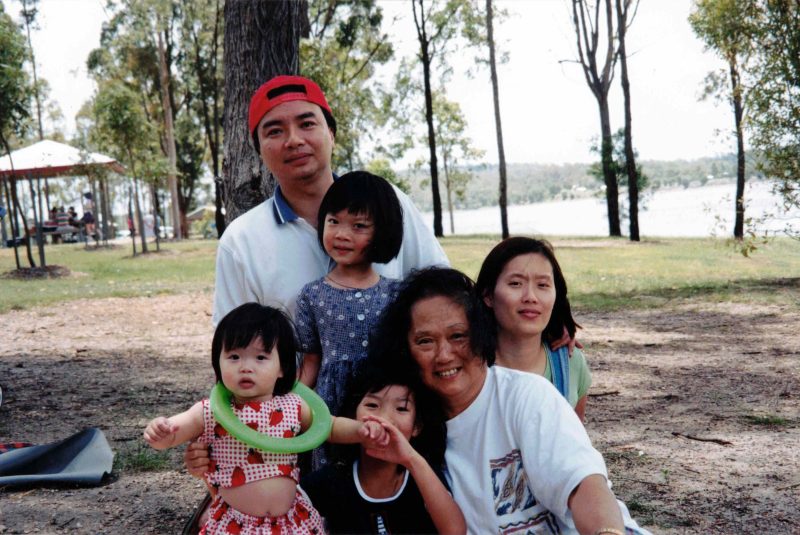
[210,381,332,454]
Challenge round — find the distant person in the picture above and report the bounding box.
[67,206,79,227]
[212,75,447,326]
[82,193,96,239]
[295,170,404,469]
[476,237,591,420]
[144,303,391,535]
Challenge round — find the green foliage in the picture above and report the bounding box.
[365,158,410,193]
[589,128,649,195]
[747,2,800,222]
[301,0,394,170]
[0,3,32,142]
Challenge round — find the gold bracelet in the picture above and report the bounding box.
[594,529,624,535]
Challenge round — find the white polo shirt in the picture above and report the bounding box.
[212,184,448,325]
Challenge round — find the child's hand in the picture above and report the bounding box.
[358,419,390,449]
[360,415,417,467]
[143,416,178,446]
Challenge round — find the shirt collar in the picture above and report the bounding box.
[271,174,340,225]
[271,184,297,224]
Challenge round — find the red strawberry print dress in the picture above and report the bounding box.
[198,393,325,534]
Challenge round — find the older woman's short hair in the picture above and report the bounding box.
[369,267,496,375]
[475,236,580,342]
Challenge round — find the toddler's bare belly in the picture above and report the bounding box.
[219,476,297,517]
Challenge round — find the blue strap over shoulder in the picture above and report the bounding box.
[547,345,571,400]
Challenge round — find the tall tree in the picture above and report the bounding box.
[93,81,165,254]
[221,1,308,223]
[411,0,467,237]
[181,0,225,236]
[433,92,484,234]
[0,2,34,268]
[690,0,759,239]
[155,11,181,239]
[483,0,509,238]
[570,0,621,236]
[615,0,641,241]
[19,0,42,140]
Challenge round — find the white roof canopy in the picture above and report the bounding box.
[0,139,125,179]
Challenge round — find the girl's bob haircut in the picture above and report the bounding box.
[475,236,580,342]
[317,171,404,264]
[211,303,298,396]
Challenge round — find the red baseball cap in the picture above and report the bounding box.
[248,75,333,136]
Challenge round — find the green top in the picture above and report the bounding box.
[543,346,592,408]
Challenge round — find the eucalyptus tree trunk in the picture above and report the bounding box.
[222,0,308,224]
[2,176,21,269]
[616,0,639,241]
[486,0,508,239]
[731,58,746,240]
[157,26,182,240]
[413,0,443,237]
[571,0,621,237]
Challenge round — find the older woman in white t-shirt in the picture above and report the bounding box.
[370,267,649,535]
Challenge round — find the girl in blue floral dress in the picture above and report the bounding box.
[294,171,405,469]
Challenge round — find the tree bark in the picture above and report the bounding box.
[157,26,182,240]
[486,0,509,239]
[2,175,21,269]
[571,0,621,237]
[616,0,639,241]
[413,0,443,237]
[222,0,308,225]
[730,59,746,240]
[599,97,621,236]
[190,0,225,237]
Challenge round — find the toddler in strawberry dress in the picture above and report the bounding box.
[144,303,390,535]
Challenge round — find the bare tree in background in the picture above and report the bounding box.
[570,0,621,236]
[616,0,641,241]
[222,1,308,224]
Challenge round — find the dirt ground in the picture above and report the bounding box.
[0,288,798,534]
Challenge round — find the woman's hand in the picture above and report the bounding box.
[184,440,211,479]
[549,325,583,355]
[360,415,417,467]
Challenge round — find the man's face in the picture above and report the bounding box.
[255,100,335,186]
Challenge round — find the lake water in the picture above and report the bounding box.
[422,181,800,237]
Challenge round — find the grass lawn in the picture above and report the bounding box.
[1,235,798,314]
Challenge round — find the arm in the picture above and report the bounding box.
[144,402,204,450]
[297,398,388,447]
[298,352,321,388]
[567,474,624,535]
[212,241,251,326]
[574,395,588,422]
[363,416,466,535]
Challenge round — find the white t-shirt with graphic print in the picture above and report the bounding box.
[444,365,606,534]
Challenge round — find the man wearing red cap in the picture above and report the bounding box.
[212,75,448,325]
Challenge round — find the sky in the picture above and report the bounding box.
[9,0,734,166]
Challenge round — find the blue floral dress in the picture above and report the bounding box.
[295,275,400,413]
